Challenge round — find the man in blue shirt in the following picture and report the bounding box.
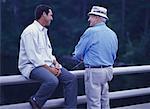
[18,5,77,109]
[73,6,118,109]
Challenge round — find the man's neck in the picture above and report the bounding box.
[37,18,45,27]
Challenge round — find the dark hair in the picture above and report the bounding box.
[35,5,52,20]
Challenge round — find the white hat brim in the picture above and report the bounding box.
[88,12,108,19]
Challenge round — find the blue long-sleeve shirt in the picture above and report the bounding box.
[73,22,118,67]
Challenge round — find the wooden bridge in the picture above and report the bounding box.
[0,65,150,109]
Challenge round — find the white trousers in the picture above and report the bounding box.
[84,67,113,109]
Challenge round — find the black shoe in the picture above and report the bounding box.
[29,97,41,109]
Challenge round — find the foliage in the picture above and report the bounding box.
[1,0,150,75]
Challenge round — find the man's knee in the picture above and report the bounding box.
[70,73,77,83]
[45,78,59,88]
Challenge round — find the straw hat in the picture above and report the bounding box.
[88,6,108,19]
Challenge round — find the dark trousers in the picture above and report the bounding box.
[30,67,77,109]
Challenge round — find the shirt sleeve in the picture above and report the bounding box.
[22,31,45,67]
[73,29,92,61]
[113,33,118,60]
[46,36,56,62]
[52,55,56,61]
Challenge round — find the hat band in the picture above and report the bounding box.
[93,10,106,15]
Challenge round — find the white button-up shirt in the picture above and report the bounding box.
[18,20,56,78]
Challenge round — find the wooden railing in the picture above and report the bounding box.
[0,65,150,109]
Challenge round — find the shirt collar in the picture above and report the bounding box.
[95,22,106,27]
[33,20,47,31]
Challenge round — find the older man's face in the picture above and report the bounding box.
[88,15,99,27]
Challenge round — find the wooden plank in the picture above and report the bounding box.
[113,102,150,109]
[0,65,150,86]
[0,88,150,109]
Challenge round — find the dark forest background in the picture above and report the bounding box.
[1,0,150,75]
[0,0,150,107]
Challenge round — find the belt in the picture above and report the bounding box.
[85,65,111,68]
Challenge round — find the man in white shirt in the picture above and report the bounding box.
[18,5,77,109]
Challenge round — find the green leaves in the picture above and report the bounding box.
[1,0,150,74]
